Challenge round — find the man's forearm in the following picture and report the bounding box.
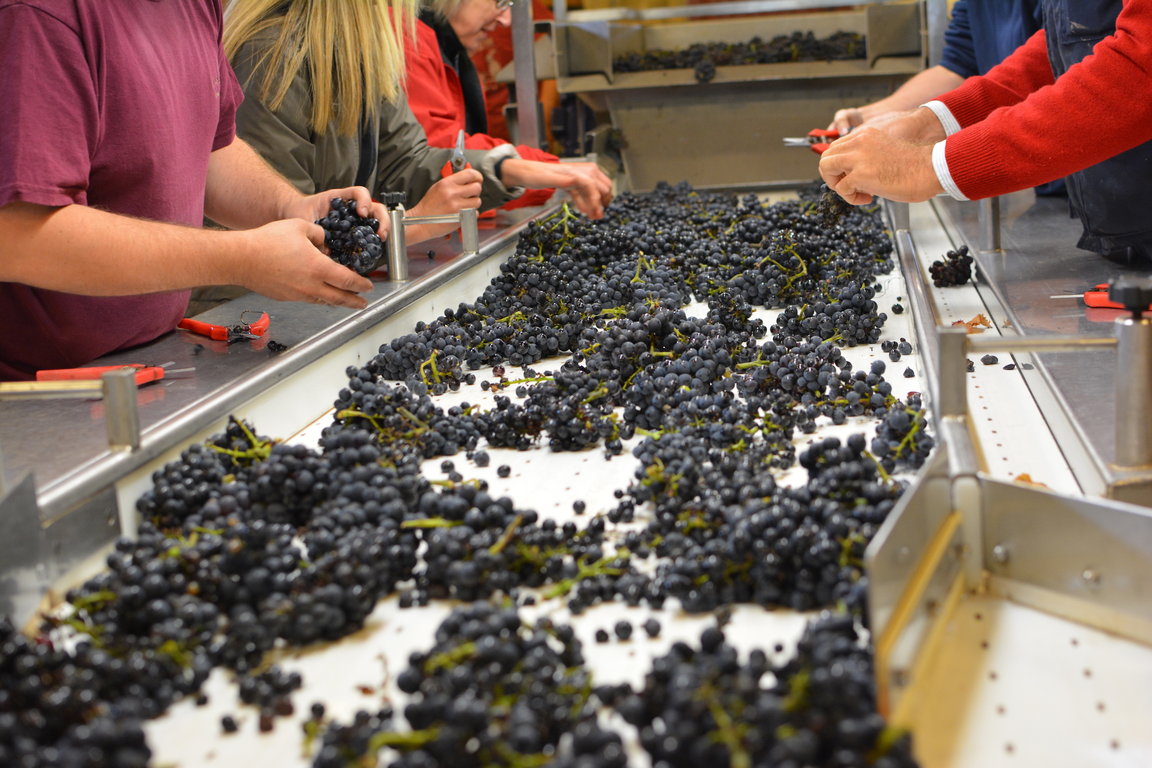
[863,66,965,120]
[204,138,303,229]
[0,202,251,295]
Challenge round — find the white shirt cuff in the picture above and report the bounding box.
[932,140,969,201]
[921,100,961,136]
[478,144,525,198]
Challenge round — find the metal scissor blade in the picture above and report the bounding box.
[451,129,467,172]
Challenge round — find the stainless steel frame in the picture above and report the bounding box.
[868,198,1152,723]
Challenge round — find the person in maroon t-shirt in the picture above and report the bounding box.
[0,0,384,381]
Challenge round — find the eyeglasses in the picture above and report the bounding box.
[495,0,514,10]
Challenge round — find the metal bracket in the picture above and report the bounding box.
[978,196,1002,253]
[383,203,481,282]
[102,367,141,451]
[0,473,48,627]
[512,0,543,150]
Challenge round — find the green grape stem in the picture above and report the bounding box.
[400,518,464,529]
[424,642,477,673]
[366,727,442,754]
[543,555,626,599]
[488,514,524,555]
[419,349,443,386]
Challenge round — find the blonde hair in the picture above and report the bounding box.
[223,0,418,136]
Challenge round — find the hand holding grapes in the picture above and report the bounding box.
[282,185,388,235]
[234,218,374,308]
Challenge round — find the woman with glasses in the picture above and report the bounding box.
[223,0,611,259]
[404,0,613,214]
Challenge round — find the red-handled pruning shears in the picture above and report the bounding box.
[36,361,193,386]
[1052,283,1152,311]
[177,311,270,343]
[783,128,840,155]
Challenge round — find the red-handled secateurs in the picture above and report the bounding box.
[35,361,193,387]
[782,128,840,155]
[177,311,270,343]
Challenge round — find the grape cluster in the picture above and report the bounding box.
[770,284,887,346]
[238,666,303,731]
[928,244,974,287]
[314,603,606,767]
[615,31,866,73]
[315,197,383,275]
[872,394,935,473]
[693,57,716,83]
[616,614,919,768]
[817,181,854,226]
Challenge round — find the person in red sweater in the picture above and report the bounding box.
[404,0,611,213]
[819,0,1152,263]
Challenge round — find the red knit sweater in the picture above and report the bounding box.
[939,2,1152,200]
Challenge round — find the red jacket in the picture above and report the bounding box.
[939,0,1152,200]
[404,20,555,208]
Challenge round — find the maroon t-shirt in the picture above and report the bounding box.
[0,0,243,380]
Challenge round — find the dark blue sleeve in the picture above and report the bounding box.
[939,0,979,78]
[967,0,1039,74]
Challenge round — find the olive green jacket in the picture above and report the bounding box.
[230,33,523,211]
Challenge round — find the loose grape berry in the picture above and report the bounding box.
[613,620,633,641]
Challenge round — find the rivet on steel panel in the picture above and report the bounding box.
[895,545,911,565]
